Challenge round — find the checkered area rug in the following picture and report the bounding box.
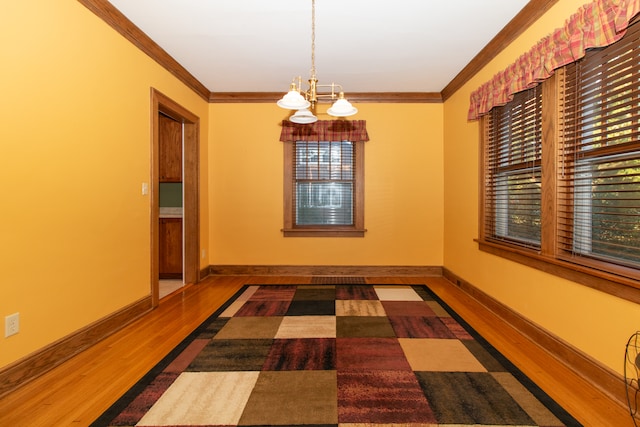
[93,284,579,426]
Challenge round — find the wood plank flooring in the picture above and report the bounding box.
[0,275,632,426]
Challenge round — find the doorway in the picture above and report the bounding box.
[151,89,200,307]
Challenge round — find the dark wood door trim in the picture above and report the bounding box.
[151,88,200,307]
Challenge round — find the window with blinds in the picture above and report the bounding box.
[484,87,543,249]
[294,141,354,226]
[559,21,640,268]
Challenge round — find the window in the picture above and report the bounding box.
[280,120,368,237]
[484,88,542,249]
[294,141,354,225]
[479,19,640,291]
[558,24,640,270]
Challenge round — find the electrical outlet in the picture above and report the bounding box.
[5,313,19,338]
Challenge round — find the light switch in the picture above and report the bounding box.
[141,182,149,195]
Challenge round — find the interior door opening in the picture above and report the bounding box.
[151,89,200,306]
[158,112,184,299]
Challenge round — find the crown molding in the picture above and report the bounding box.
[209,92,443,103]
[209,92,285,103]
[78,0,210,101]
[346,92,442,103]
[441,0,559,101]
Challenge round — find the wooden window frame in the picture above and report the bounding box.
[478,69,640,304]
[483,87,543,250]
[283,140,366,237]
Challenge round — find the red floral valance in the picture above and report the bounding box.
[468,0,640,120]
[279,120,369,142]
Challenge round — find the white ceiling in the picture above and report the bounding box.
[108,0,530,93]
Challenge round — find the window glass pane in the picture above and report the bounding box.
[495,169,542,244]
[485,87,542,249]
[571,153,640,266]
[575,47,638,153]
[294,141,354,226]
[295,144,314,179]
[296,182,353,225]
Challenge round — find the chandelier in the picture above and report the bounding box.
[276,0,357,124]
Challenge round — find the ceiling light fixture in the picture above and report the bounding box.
[276,0,357,124]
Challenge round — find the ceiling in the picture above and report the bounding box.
[107,0,530,94]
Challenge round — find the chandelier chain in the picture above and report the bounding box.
[310,0,316,79]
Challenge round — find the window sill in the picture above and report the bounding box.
[282,228,366,238]
[476,239,640,304]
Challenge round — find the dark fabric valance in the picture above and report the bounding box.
[279,120,369,142]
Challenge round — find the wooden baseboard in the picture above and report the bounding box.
[442,267,627,412]
[207,265,443,277]
[0,296,153,399]
[199,266,210,281]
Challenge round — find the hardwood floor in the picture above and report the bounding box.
[0,275,632,426]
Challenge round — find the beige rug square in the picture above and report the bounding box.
[219,286,259,317]
[399,338,488,372]
[237,285,260,301]
[492,371,564,426]
[374,286,423,301]
[137,371,259,426]
[219,299,246,317]
[275,315,336,338]
[336,300,386,316]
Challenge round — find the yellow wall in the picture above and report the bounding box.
[0,0,209,367]
[443,0,640,375]
[208,103,444,266]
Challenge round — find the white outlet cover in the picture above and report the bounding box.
[5,313,19,337]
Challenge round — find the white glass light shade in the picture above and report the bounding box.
[327,97,357,117]
[289,108,318,124]
[277,89,311,110]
